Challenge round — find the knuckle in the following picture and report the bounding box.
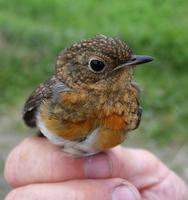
[134,148,162,170]
[137,149,158,162]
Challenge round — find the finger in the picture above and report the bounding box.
[5,136,169,189]
[5,136,86,187]
[5,179,141,200]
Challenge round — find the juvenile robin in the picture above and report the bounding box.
[22,35,153,157]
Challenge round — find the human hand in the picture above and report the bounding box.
[4,136,188,200]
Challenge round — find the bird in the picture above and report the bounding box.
[22,34,153,157]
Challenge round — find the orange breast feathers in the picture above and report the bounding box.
[39,101,96,140]
[100,114,127,131]
[38,89,132,144]
[94,114,128,149]
[39,101,128,142]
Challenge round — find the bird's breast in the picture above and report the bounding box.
[37,86,139,155]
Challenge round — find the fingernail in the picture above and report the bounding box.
[84,153,112,178]
[112,184,139,200]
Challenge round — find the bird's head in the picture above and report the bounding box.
[55,35,153,91]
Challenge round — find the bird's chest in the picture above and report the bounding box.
[40,87,137,132]
[52,89,130,122]
[37,87,139,156]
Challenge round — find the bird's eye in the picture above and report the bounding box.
[88,59,105,73]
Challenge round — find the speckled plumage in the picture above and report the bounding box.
[22,35,153,156]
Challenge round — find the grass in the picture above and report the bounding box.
[0,0,188,144]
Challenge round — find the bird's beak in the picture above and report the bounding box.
[113,55,154,71]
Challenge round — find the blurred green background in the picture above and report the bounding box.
[0,0,188,198]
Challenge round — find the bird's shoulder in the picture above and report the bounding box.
[22,76,69,127]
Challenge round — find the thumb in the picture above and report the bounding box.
[112,181,141,200]
[84,146,169,189]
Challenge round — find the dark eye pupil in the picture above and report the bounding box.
[90,59,105,72]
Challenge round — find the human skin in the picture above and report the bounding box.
[4,136,188,200]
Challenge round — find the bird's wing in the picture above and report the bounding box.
[22,76,69,127]
[130,81,142,130]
